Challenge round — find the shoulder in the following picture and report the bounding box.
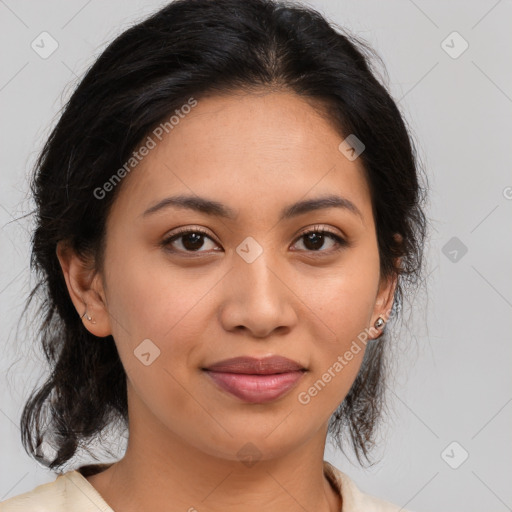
[0,473,67,511]
[0,470,113,512]
[324,460,414,512]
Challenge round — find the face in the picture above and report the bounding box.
[61,89,396,462]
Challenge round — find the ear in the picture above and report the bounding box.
[56,240,112,337]
[370,268,399,338]
[370,234,403,339]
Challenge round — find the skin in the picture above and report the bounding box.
[57,89,398,512]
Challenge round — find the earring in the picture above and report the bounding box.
[374,317,385,330]
[80,305,96,324]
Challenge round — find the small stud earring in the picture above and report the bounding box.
[80,305,96,324]
[374,316,385,330]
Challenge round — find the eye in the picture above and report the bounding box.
[161,225,349,256]
[291,225,348,253]
[161,227,220,254]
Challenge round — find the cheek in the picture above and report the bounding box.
[297,253,379,409]
[296,288,371,418]
[105,255,214,424]
[105,246,221,348]
[103,252,222,422]
[305,256,379,345]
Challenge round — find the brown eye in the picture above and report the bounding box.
[161,228,220,253]
[292,227,348,253]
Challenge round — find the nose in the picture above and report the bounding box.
[218,250,298,339]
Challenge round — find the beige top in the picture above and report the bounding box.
[0,461,410,511]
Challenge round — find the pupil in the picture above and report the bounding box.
[304,232,324,250]
[183,233,204,251]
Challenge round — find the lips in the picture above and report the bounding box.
[203,356,307,404]
[203,355,306,374]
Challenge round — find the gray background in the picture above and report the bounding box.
[1,1,511,510]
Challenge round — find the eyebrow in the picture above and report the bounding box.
[141,193,363,222]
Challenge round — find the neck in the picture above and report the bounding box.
[86,387,342,512]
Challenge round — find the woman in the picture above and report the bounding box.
[0,0,428,510]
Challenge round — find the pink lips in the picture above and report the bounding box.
[203,356,307,404]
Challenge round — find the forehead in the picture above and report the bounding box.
[110,90,373,228]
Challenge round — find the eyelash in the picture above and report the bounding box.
[160,225,349,255]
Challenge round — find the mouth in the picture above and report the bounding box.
[202,355,307,404]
